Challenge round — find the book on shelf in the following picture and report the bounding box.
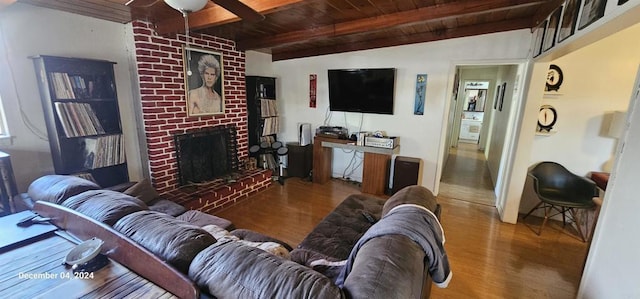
[48,72,95,99]
[49,72,76,99]
[260,99,278,117]
[83,134,125,169]
[54,102,75,137]
[259,135,276,144]
[53,102,105,137]
[72,172,98,184]
[262,117,279,136]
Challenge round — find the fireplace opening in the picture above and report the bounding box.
[174,126,239,186]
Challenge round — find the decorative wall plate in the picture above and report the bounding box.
[537,104,557,132]
[545,64,563,92]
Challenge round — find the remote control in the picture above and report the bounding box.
[361,211,376,224]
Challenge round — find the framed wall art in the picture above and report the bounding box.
[558,0,582,43]
[578,0,608,30]
[183,46,225,116]
[414,74,427,115]
[499,82,507,112]
[543,6,563,52]
[494,85,502,110]
[310,74,317,108]
[532,20,547,57]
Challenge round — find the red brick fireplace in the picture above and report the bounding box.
[131,21,271,213]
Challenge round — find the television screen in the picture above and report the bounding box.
[328,68,396,114]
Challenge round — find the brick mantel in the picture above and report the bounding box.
[132,20,266,211]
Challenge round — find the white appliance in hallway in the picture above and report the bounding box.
[459,118,482,143]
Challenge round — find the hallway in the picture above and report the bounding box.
[440,143,495,206]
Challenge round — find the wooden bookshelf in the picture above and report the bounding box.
[32,55,128,188]
[246,76,278,148]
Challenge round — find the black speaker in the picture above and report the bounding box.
[392,156,421,194]
[287,143,312,179]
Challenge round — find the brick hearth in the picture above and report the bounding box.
[164,169,272,214]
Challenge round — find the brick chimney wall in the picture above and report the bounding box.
[131,20,251,195]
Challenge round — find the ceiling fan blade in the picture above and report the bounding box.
[213,0,265,22]
[125,0,162,8]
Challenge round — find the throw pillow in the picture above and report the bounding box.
[114,211,216,274]
[124,178,160,204]
[63,190,148,226]
[27,175,100,205]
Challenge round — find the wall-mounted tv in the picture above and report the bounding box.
[328,68,396,114]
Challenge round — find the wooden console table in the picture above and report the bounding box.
[313,136,399,195]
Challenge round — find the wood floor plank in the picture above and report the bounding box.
[216,177,587,298]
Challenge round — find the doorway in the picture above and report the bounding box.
[439,64,522,207]
[459,81,489,144]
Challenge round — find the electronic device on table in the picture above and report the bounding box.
[315,126,349,139]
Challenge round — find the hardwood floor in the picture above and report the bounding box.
[440,143,496,206]
[216,178,588,298]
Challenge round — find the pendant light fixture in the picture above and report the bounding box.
[164,0,208,76]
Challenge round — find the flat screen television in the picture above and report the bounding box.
[328,68,396,114]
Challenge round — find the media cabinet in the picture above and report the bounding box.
[312,136,399,195]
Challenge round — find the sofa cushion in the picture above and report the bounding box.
[62,190,148,226]
[230,228,292,251]
[176,210,234,231]
[28,175,100,205]
[201,225,290,259]
[189,241,343,299]
[293,193,384,262]
[123,179,160,204]
[147,199,187,216]
[114,211,216,274]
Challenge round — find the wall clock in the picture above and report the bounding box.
[545,64,563,92]
[537,105,557,132]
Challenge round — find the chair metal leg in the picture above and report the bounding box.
[537,204,554,236]
[569,208,587,242]
[523,201,544,220]
[523,201,554,236]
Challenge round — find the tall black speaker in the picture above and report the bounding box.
[287,143,312,179]
[392,156,421,194]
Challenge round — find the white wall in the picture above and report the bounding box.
[579,65,640,298]
[266,30,532,190]
[0,4,143,191]
[518,22,640,214]
[487,65,519,188]
[245,51,275,77]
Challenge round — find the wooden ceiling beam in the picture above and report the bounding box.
[18,0,131,24]
[238,0,544,50]
[18,0,131,23]
[271,17,533,61]
[532,0,565,27]
[155,0,303,34]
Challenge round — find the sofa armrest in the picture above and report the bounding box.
[189,241,344,299]
[343,235,429,299]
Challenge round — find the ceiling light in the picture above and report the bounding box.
[164,0,208,13]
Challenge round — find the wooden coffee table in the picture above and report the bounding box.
[0,203,199,298]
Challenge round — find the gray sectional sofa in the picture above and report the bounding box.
[22,174,451,298]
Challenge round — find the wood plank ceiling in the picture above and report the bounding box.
[14,0,563,61]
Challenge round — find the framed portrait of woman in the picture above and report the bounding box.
[183,46,225,116]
